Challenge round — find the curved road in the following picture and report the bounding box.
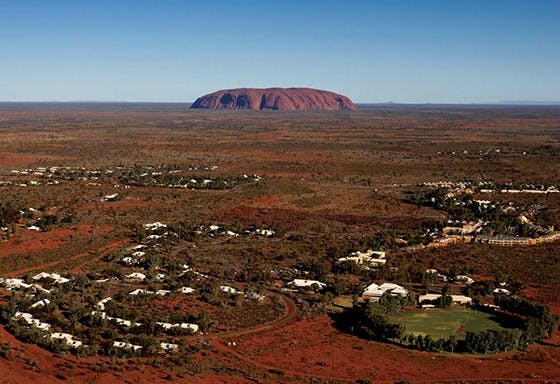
[208,293,560,383]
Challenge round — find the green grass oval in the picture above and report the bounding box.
[389,308,513,340]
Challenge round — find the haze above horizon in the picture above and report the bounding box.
[1,1,559,104]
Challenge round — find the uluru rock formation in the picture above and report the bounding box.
[191,87,356,111]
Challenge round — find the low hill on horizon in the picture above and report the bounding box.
[191,87,356,111]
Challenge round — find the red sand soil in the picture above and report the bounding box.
[0,225,113,259]
[233,315,560,383]
[77,196,151,214]
[522,286,560,322]
[221,206,310,231]
[5,238,128,277]
[0,153,71,168]
[0,319,259,384]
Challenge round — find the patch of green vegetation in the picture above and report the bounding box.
[389,308,509,340]
[332,296,354,309]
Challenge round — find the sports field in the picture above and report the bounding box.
[389,308,509,340]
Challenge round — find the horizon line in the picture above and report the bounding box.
[1,100,560,106]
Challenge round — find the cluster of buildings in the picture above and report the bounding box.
[337,249,387,267]
[362,282,407,300]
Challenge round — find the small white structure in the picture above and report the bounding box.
[157,322,199,333]
[160,342,178,352]
[1,278,32,290]
[27,226,41,231]
[122,256,136,265]
[155,273,166,281]
[287,279,326,290]
[245,292,265,301]
[113,341,142,351]
[129,289,149,296]
[13,312,51,330]
[492,288,511,295]
[126,272,146,281]
[31,299,51,308]
[419,293,473,305]
[33,319,52,331]
[96,297,112,310]
[104,193,119,201]
[425,268,448,282]
[255,229,275,237]
[455,275,475,284]
[338,249,386,267]
[178,287,195,294]
[50,332,84,349]
[144,222,167,231]
[32,272,70,284]
[362,282,408,300]
[14,312,34,323]
[220,285,240,294]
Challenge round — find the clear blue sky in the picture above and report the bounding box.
[0,0,559,103]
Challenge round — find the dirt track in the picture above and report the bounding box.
[208,294,560,383]
[5,238,129,277]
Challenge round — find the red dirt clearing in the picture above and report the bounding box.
[234,315,560,383]
[0,225,113,259]
[6,238,128,277]
[0,153,71,168]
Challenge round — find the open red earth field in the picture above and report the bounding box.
[234,315,560,383]
[0,105,559,383]
[0,226,113,259]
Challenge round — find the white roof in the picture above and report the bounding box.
[493,288,511,295]
[255,229,275,237]
[351,249,385,258]
[126,272,146,280]
[363,282,407,297]
[1,278,32,290]
[50,332,83,348]
[122,257,135,265]
[32,319,51,330]
[180,323,199,332]
[156,322,198,332]
[113,341,142,351]
[288,279,326,288]
[51,332,74,341]
[96,297,112,310]
[31,299,51,308]
[419,294,472,304]
[32,272,69,284]
[144,222,167,230]
[178,287,195,294]
[14,312,34,322]
[128,288,148,295]
[220,285,240,294]
[455,275,474,284]
[160,342,178,351]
